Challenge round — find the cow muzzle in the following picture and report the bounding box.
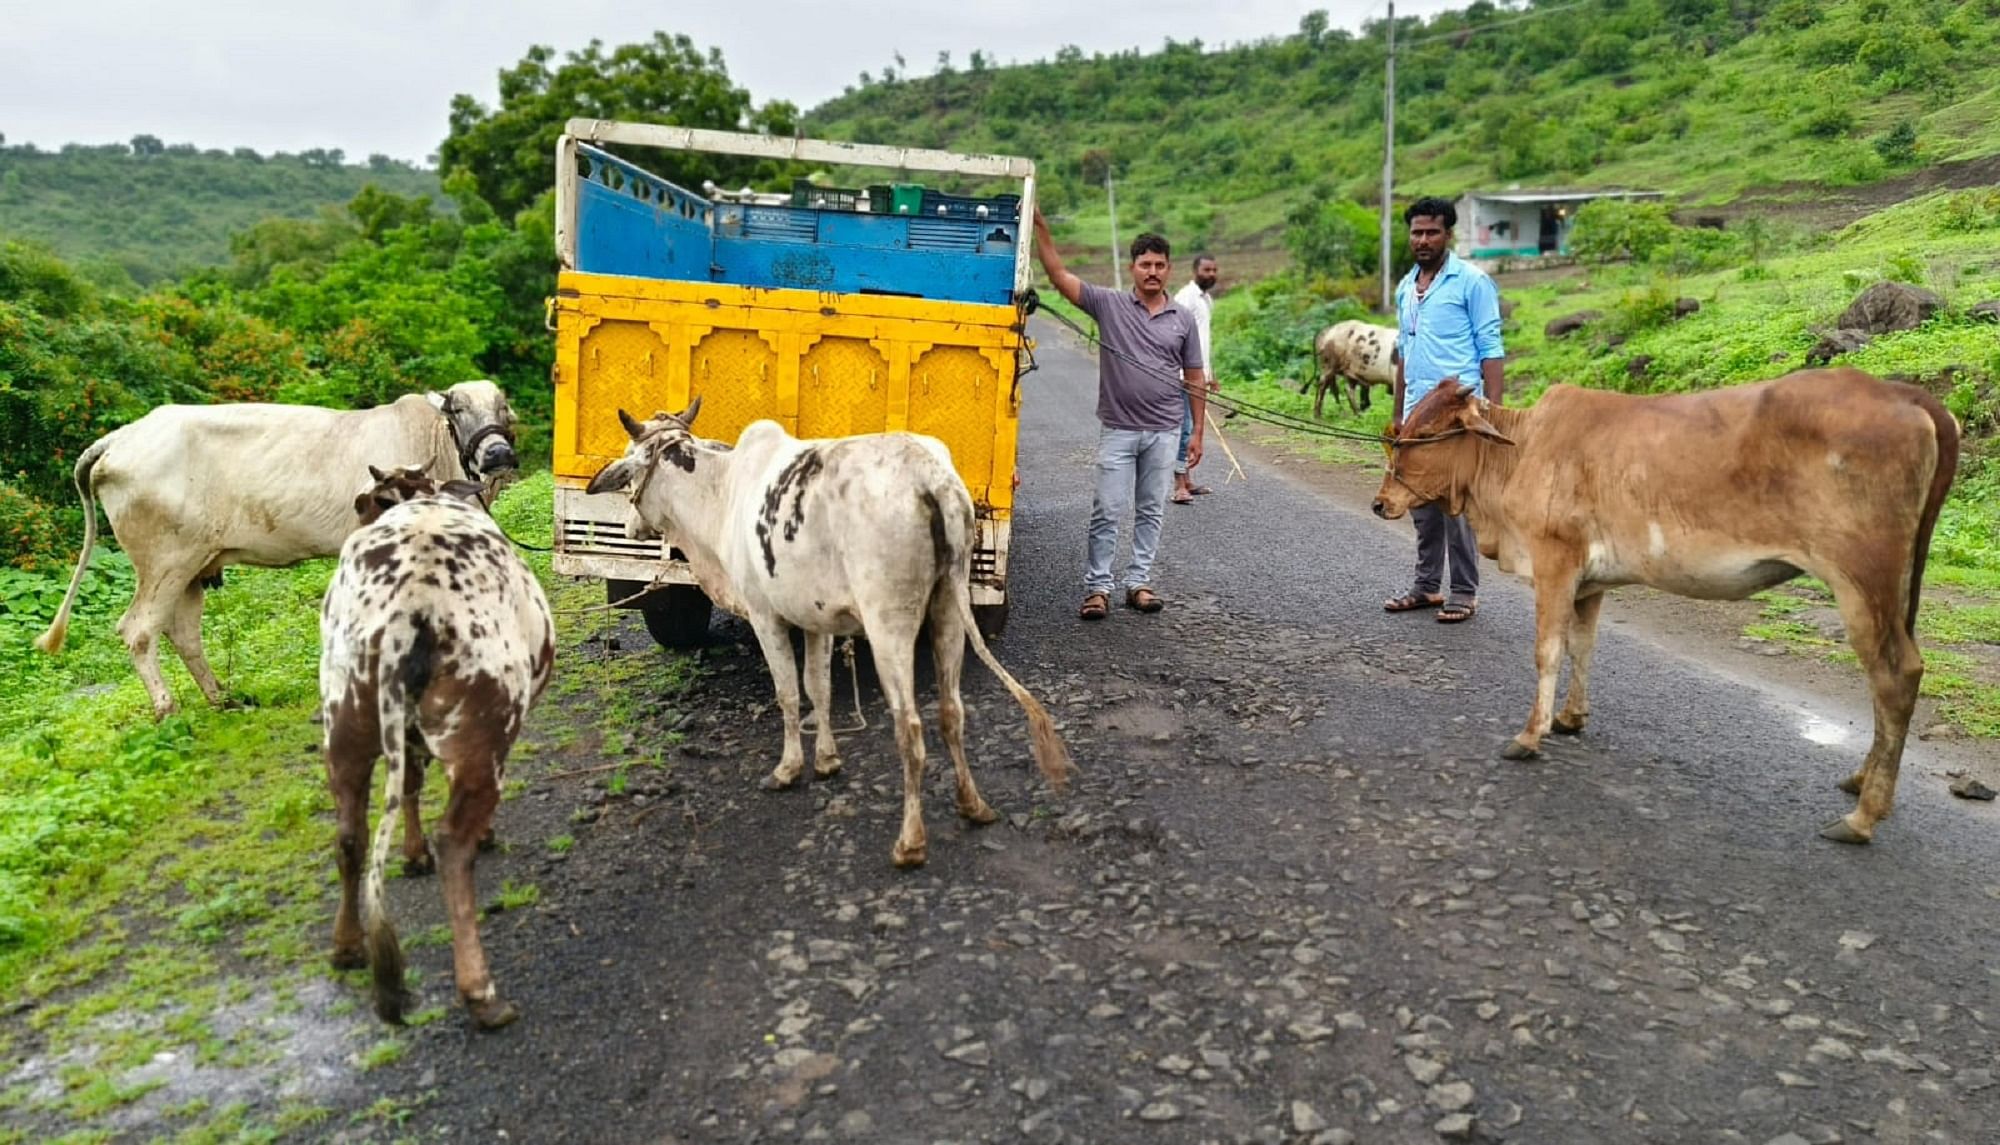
[480,439,519,477]
[460,423,519,482]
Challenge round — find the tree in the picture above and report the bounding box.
[130,134,164,157]
[1299,10,1329,45]
[441,34,800,221]
[1284,195,1396,280]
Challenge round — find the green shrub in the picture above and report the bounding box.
[1570,199,1677,264]
[0,481,67,572]
[1873,120,1919,165]
[1612,282,1680,335]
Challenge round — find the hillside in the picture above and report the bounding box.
[0,141,440,285]
[803,0,2000,279]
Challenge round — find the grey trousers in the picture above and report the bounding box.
[1411,503,1480,601]
[1086,426,1177,595]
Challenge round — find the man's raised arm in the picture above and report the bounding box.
[1032,207,1086,309]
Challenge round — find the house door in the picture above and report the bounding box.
[1538,206,1560,253]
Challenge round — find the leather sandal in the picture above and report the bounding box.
[1125,586,1164,613]
[1384,591,1444,613]
[1436,599,1478,623]
[1079,592,1109,621]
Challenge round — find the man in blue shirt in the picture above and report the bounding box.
[1384,196,1506,624]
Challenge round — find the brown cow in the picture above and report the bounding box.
[1371,370,1958,845]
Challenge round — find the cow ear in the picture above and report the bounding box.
[1465,407,1515,446]
[425,390,450,413]
[677,395,703,428]
[617,409,646,440]
[587,458,636,495]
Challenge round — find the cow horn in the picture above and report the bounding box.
[368,464,389,482]
[618,409,646,440]
[676,395,703,428]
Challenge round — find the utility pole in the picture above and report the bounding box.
[1107,170,1123,290]
[1380,0,1396,314]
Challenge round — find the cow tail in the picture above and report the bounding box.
[363,614,433,1024]
[34,434,116,655]
[926,490,1073,793]
[1904,387,1961,637]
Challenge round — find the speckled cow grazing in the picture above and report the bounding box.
[319,467,554,1028]
[1306,319,1396,417]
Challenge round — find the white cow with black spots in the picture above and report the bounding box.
[585,399,1072,868]
[319,466,554,1029]
[1306,320,1397,418]
[35,382,520,720]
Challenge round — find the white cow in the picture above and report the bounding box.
[585,399,1073,868]
[1305,320,1397,418]
[35,381,520,720]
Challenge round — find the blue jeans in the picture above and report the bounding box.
[1086,426,1177,595]
[1174,393,1194,476]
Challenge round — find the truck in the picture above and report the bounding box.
[546,118,1038,646]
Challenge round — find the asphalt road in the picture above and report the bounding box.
[365,317,2000,1145]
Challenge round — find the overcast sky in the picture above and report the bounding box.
[1,0,1469,162]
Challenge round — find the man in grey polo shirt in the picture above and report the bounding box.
[1032,207,1206,620]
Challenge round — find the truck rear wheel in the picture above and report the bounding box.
[609,580,713,648]
[972,601,1009,640]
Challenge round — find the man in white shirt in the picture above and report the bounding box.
[1170,254,1220,504]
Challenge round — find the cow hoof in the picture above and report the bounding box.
[1819,816,1873,846]
[762,771,801,792]
[959,800,998,825]
[468,995,520,1030]
[813,755,844,780]
[402,851,436,878]
[1550,716,1585,736]
[892,841,927,869]
[330,946,367,971]
[1501,739,1541,761]
[1835,773,1864,796]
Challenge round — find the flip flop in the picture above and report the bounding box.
[1171,492,1195,505]
[1189,484,1215,495]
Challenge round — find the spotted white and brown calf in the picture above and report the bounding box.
[320,468,554,1028]
[586,400,1072,868]
[1372,371,1959,845]
[1304,320,1396,417]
